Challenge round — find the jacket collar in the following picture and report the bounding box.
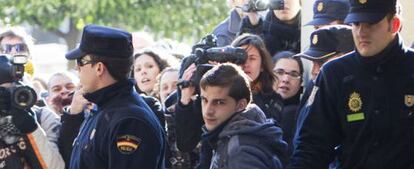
[228,9,242,34]
[84,79,135,108]
[355,34,406,74]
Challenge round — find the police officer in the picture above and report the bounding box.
[288,0,414,169]
[305,0,350,29]
[294,25,354,109]
[64,25,165,169]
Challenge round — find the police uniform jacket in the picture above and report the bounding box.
[289,35,414,169]
[69,80,166,169]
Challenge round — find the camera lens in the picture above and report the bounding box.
[12,86,37,109]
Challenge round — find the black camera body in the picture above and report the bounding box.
[185,35,247,89]
[0,55,37,113]
[242,0,285,12]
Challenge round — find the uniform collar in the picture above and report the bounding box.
[355,34,406,73]
[84,79,135,108]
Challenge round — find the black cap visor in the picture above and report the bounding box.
[305,18,336,26]
[344,12,387,24]
[65,48,87,60]
[294,49,337,61]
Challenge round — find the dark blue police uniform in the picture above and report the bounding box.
[69,79,166,169]
[64,24,165,169]
[290,34,414,168]
[289,1,414,168]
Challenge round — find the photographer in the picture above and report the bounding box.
[239,0,301,55]
[0,56,64,169]
[174,34,283,167]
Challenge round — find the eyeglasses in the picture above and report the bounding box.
[76,57,94,67]
[0,43,28,54]
[274,68,301,79]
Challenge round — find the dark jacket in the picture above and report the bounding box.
[202,104,287,169]
[240,10,301,56]
[175,91,283,152]
[211,9,242,47]
[289,35,414,169]
[69,80,166,169]
[280,92,301,160]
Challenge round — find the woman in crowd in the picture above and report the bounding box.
[133,48,170,96]
[272,51,304,159]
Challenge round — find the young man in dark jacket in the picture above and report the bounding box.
[199,63,287,169]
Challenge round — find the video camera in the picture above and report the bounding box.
[0,54,37,113]
[179,35,247,90]
[242,0,284,12]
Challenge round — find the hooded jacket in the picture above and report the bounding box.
[204,104,287,169]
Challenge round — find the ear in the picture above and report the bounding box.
[391,17,401,33]
[236,98,248,112]
[95,62,106,77]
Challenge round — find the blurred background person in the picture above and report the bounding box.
[240,0,302,55]
[132,31,155,52]
[45,72,79,115]
[305,0,349,29]
[272,51,304,159]
[211,0,246,46]
[156,67,179,105]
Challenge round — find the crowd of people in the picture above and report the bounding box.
[0,0,413,169]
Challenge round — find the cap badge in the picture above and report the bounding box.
[348,92,362,112]
[358,0,367,4]
[405,95,414,107]
[317,2,324,12]
[312,35,318,45]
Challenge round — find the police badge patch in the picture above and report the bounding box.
[348,92,362,112]
[116,135,141,154]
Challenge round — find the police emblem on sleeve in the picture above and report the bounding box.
[348,92,362,112]
[116,135,141,154]
[358,0,367,4]
[405,95,414,107]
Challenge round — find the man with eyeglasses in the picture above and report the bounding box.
[61,25,165,169]
[288,0,414,168]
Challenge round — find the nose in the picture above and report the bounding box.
[356,23,369,37]
[203,103,215,117]
[281,73,290,82]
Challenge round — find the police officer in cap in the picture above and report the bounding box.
[294,25,354,109]
[64,24,165,169]
[288,0,414,168]
[305,0,350,29]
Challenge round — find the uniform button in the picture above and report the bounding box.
[374,110,380,115]
[373,76,379,81]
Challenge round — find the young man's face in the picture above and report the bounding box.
[352,16,397,57]
[201,86,244,131]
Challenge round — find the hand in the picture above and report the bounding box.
[69,87,91,114]
[180,64,197,105]
[11,108,37,134]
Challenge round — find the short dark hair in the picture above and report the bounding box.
[89,54,134,81]
[200,63,251,103]
[231,33,277,93]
